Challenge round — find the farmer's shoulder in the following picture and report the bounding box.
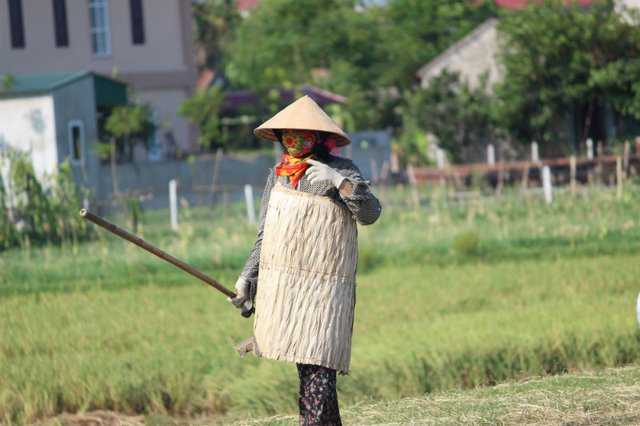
[327,155,360,172]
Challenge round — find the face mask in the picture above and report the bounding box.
[282,130,317,157]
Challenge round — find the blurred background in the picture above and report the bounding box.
[1,1,640,425]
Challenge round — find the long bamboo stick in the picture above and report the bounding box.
[79,208,235,298]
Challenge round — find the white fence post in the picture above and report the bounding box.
[487,144,495,165]
[169,179,178,231]
[436,148,446,169]
[586,138,594,160]
[542,166,553,204]
[244,184,256,225]
[531,141,539,163]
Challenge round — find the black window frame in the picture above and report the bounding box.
[129,0,145,45]
[52,0,69,47]
[8,0,25,49]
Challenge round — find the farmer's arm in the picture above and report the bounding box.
[240,170,275,282]
[334,159,382,226]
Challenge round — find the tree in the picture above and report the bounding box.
[222,0,497,136]
[495,0,640,148]
[100,104,153,206]
[192,0,241,74]
[398,70,497,164]
[179,85,225,148]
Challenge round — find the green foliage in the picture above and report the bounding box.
[496,0,640,145]
[105,104,151,139]
[179,85,225,148]
[452,227,480,255]
[397,71,496,163]
[223,0,496,134]
[1,73,16,90]
[376,0,497,88]
[0,151,91,251]
[192,0,241,70]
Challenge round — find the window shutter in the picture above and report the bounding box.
[53,0,69,47]
[130,0,145,45]
[8,0,25,49]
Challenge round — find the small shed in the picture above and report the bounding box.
[0,71,127,194]
[344,129,392,183]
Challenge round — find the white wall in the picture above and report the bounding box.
[0,95,58,179]
[418,20,501,91]
[133,88,192,153]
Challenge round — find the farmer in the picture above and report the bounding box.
[228,95,381,425]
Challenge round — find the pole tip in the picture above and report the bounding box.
[79,208,88,217]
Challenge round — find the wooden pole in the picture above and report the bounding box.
[407,164,421,207]
[570,155,577,197]
[519,162,530,195]
[616,156,623,200]
[210,147,223,210]
[79,209,235,298]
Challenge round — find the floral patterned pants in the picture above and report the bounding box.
[297,363,342,426]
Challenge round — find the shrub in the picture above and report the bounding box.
[452,228,480,255]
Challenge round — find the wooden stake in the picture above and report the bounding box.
[520,163,530,195]
[210,147,223,210]
[616,156,623,200]
[407,164,420,207]
[570,155,577,197]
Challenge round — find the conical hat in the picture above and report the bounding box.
[254,95,351,147]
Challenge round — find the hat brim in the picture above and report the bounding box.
[253,95,351,147]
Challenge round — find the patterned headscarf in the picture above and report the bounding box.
[275,130,318,188]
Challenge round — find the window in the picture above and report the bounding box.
[68,121,85,164]
[88,0,111,56]
[53,0,69,47]
[129,0,145,45]
[8,0,25,49]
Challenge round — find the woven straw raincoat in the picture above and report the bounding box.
[241,97,381,374]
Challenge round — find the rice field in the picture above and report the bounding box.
[1,184,640,424]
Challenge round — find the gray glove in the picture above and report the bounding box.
[227,276,250,308]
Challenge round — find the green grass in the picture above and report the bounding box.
[2,185,640,424]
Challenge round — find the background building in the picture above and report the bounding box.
[0,0,197,159]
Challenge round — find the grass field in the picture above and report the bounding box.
[1,185,640,424]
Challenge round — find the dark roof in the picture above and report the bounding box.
[223,86,348,114]
[497,0,594,8]
[0,71,127,106]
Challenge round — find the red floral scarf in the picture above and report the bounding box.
[275,153,314,189]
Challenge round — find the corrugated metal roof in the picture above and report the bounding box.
[0,71,128,105]
[0,71,92,97]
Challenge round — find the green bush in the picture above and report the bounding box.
[0,150,91,250]
[452,228,480,255]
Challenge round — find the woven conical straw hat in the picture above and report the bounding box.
[254,95,351,147]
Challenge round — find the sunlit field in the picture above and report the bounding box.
[1,185,639,424]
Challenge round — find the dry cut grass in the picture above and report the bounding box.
[39,366,640,425]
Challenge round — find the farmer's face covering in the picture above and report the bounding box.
[282,130,317,157]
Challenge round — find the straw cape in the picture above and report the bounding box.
[253,183,358,374]
[254,95,351,147]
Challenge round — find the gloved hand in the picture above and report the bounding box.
[305,159,346,188]
[227,276,250,308]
